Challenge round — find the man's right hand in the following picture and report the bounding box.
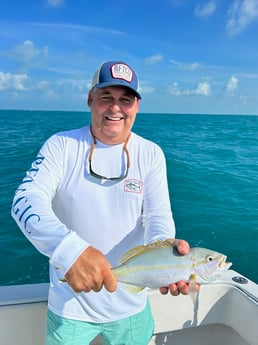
[64,246,117,293]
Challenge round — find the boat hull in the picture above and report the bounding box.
[0,270,257,345]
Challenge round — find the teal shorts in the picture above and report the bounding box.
[45,299,154,345]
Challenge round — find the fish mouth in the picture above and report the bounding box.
[219,255,232,269]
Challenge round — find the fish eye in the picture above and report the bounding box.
[206,255,213,262]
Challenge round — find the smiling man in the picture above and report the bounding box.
[88,61,141,145]
[12,60,197,345]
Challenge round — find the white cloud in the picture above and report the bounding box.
[145,54,164,65]
[195,82,211,95]
[227,0,258,35]
[180,62,201,70]
[239,72,258,79]
[195,1,216,17]
[168,82,182,96]
[56,79,87,93]
[168,81,211,96]
[35,80,51,92]
[139,85,155,94]
[226,75,239,94]
[9,40,49,67]
[47,0,63,7]
[0,71,28,90]
[169,59,201,70]
[33,22,126,37]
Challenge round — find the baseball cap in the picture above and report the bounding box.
[91,61,141,99]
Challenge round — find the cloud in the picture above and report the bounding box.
[195,82,211,95]
[227,0,258,35]
[226,75,239,94]
[0,71,28,91]
[139,85,155,94]
[47,0,63,7]
[33,22,126,37]
[168,82,182,96]
[168,81,211,96]
[145,54,163,65]
[8,40,49,67]
[34,80,52,92]
[195,1,216,17]
[239,72,258,79]
[56,78,87,93]
[169,59,201,70]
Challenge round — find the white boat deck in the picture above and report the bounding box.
[0,270,257,345]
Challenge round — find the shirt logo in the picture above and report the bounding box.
[124,179,143,194]
[111,64,133,82]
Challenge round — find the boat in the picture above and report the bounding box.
[0,269,257,345]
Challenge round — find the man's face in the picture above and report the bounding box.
[88,86,139,144]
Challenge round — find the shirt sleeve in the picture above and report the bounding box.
[11,134,89,276]
[142,145,176,243]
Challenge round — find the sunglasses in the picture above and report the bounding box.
[88,130,131,181]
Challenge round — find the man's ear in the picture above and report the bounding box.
[87,91,93,107]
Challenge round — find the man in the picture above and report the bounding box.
[12,61,197,345]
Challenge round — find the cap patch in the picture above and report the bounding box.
[111,64,133,83]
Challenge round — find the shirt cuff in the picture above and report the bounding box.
[49,231,90,275]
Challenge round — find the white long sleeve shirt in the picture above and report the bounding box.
[11,125,175,322]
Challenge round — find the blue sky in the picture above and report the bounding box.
[1,0,258,114]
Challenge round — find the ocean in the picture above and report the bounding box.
[1,110,258,285]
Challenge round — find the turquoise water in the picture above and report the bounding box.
[1,110,258,285]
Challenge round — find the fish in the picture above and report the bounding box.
[112,239,232,298]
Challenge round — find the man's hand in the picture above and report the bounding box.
[159,239,200,296]
[64,246,117,293]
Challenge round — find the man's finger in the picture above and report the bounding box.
[103,271,117,292]
[175,240,190,255]
[176,281,189,295]
[159,287,169,295]
[169,283,180,296]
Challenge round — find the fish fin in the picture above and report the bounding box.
[119,240,172,264]
[164,238,177,247]
[119,282,145,294]
[189,274,197,304]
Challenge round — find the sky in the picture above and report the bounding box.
[0,0,258,114]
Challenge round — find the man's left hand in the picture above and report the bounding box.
[159,239,200,296]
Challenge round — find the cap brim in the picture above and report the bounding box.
[95,81,141,99]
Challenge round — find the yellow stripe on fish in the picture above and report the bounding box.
[112,240,232,296]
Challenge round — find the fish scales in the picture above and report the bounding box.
[112,240,232,293]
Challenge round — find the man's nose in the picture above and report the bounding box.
[109,101,122,111]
